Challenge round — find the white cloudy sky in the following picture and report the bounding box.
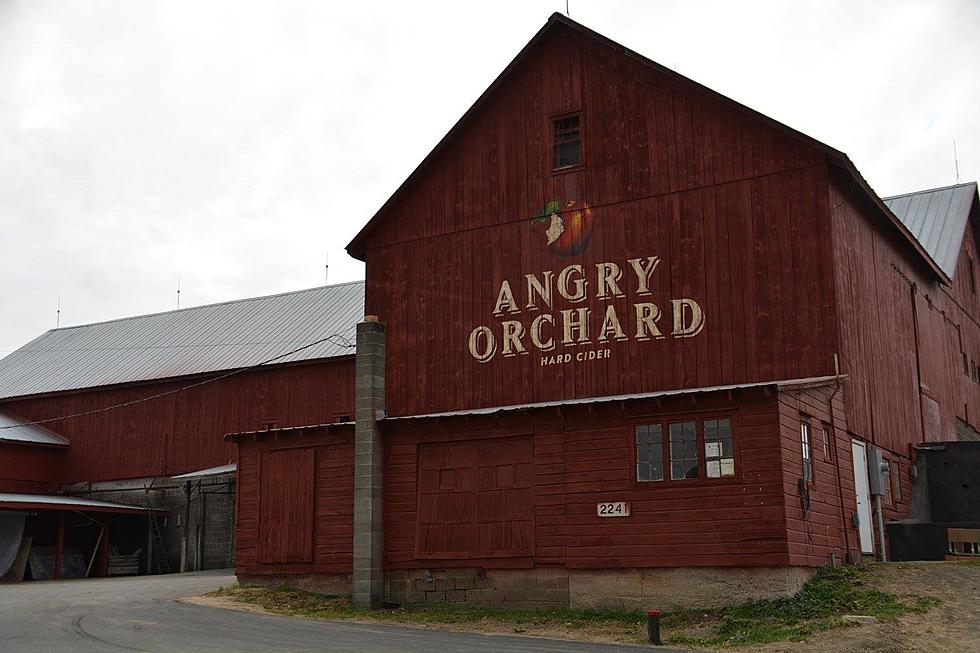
[1,0,977,354]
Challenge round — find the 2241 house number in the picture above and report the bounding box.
[597,501,630,517]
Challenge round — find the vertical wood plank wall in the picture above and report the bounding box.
[361,25,837,418]
[236,429,354,577]
[0,358,355,482]
[829,169,980,453]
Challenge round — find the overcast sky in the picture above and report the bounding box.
[1,0,977,355]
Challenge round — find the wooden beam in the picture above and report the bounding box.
[54,512,65,580]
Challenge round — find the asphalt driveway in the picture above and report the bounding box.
[0,570,682,652]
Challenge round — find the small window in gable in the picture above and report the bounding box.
[968,255,976,294]
[553,114,581,169]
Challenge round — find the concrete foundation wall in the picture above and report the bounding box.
[251,565,817,610]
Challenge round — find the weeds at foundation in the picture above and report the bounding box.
[208,563,941,648]
[663,564,939,647]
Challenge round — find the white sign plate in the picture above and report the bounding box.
[597,501,630,517]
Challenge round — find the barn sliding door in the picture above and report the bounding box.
[258,447,316,564]
[416,437,534,559]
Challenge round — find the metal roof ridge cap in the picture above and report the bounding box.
[40,281,365,334]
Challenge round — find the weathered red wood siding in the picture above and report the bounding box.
[0,444,64,493]
[0,358,355,482]
[385,389,790,570]
[829,168,980,453]
[235,428,354,576]
[361,24,837,418]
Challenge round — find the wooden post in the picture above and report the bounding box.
[99,515,110,577]
[54,512,65,580]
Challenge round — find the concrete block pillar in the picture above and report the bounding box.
[353,317,385,607]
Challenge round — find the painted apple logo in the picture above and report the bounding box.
[530,199,594,257]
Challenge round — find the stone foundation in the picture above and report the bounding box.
[384,565,815,609]
[239,572,351,596]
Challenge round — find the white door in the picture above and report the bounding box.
[851,440,874,554]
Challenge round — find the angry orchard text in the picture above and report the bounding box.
[467,256,705,363]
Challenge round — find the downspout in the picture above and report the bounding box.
[827,352,852,562]
[909,283,928,444]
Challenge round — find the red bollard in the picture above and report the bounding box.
[646,609,662,645]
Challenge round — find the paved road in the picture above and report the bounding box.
[0,570,682,652]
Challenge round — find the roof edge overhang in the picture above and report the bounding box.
[0,353,356,404]
[382,375,843,422]
[345,13,949,287]
[827,157,950,284]
[224,420,354,443]
[0,493,163,515]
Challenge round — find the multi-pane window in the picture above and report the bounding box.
[704,418,735,478]
[553,114,581,169]
[801,421,813,482]
[635,424,664,482]
[635,416,734,483]
[669,421,698,480]
[822,426,833,460]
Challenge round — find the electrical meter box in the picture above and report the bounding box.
[868,446,889,496]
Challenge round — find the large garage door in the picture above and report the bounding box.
[416,437,533,559]
[258,447,315,564]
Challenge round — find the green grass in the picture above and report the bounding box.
[663,564,939,647]
[211,563,940,648]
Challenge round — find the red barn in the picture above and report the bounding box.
[0,283,360,580]
[230,14,980,609]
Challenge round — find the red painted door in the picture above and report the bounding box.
[258,447,315,563]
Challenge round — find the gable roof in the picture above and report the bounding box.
[883,182,980,278]
[0,411,69,446]
[346,12,949,284]
[0,281,363,401]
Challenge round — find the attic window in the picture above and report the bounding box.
[553,114,581,169]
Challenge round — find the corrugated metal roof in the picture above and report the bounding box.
[0,411,69,446]
[383,376,841,420]
[0,492,155,514]
[0,281,364,400]
[171,463,236,480]
[883,182,979,278]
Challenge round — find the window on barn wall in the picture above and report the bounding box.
[969,255,976,294]
[553,114,581,169]
[822,424,833,460]
[635,416,736,483]
[704,419,735,478]
[669,421,699,480]
[800,420,813,482]
[635,424,664,481]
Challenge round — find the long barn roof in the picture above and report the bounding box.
[0,281,363,400]
[883,182,979,279]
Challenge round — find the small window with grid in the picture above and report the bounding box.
[704,418,735,478]
[635,424,664,482]
[553,114,581,169]
[669,421,699,480]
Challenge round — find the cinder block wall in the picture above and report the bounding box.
[66,473,236,573]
